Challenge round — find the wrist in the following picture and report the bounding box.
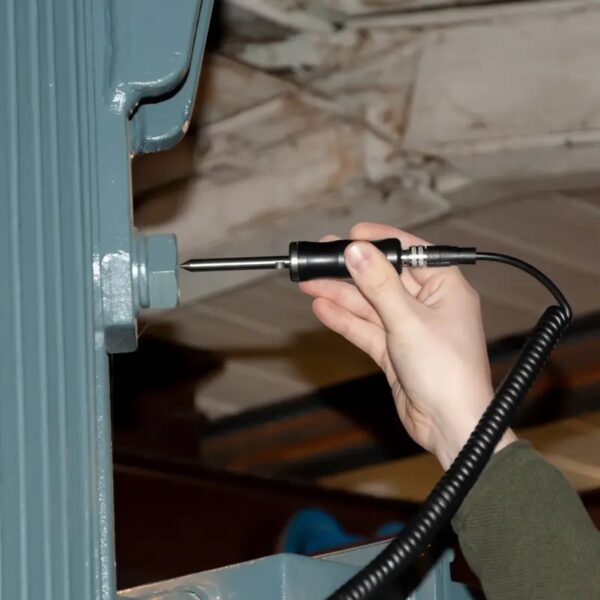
[436,424,518,471]
[432,384,518,470]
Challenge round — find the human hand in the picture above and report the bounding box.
[299,223,516,470]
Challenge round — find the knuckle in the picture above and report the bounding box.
[320,233,338,242]
[337,285,353,306]
[370,272,394,296]
[463,284,481,307]
[340,317,359,343]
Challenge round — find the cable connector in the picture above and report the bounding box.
[401,245,477,269]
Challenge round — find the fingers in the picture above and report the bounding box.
[345,242,420,334]
[312,297,386,366]
[349,222,467,287]
[350,222,428,249]
[299,279,383,326]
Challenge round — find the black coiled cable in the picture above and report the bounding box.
[327,252,572,600]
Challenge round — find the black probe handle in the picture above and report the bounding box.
[288,238,402,282]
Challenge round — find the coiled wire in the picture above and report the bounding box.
[327,253,572,600]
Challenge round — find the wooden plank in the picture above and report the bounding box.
[196,328,600,475]
[405,7,600,149]
[414,215,600,316]
[458,195,600,276]
[322,411,600,501]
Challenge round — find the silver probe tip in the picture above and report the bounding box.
[181,256,290,272]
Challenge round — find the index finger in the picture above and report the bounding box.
[350,222,429,248]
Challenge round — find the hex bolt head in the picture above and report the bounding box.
[144,234,179,309]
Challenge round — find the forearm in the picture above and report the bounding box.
[452,440,600,600]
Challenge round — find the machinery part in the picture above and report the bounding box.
[118,542,471,600]
[181,239,476,281]
[99,0,213,354]
[0,1,211,600]
[327,253,572,600]
[133,233,179,311]
[102,232,179,347]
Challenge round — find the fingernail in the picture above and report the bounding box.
[346,242,370,272]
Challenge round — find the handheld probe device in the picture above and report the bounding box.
[181,239,478,279]
[182,239,572,600]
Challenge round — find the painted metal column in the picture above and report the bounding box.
[0,0,212,599]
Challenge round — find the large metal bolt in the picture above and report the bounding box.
[146,234,179,309]
[134,233,179,311]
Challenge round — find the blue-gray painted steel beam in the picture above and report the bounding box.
[118,544,474,600]
[0,0,212,598]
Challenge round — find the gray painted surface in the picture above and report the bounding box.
[0,0,211,598]
[118,544,473,599]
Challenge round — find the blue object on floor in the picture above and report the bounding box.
[376,522,404,537]
[281,508,404,554]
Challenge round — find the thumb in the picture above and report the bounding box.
[345,241,418,333]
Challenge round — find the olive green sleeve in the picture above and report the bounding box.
[452,440,600,600]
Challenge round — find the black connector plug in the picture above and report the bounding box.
[401,245,477,268]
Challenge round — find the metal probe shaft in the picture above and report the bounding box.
[181,256,291,272]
